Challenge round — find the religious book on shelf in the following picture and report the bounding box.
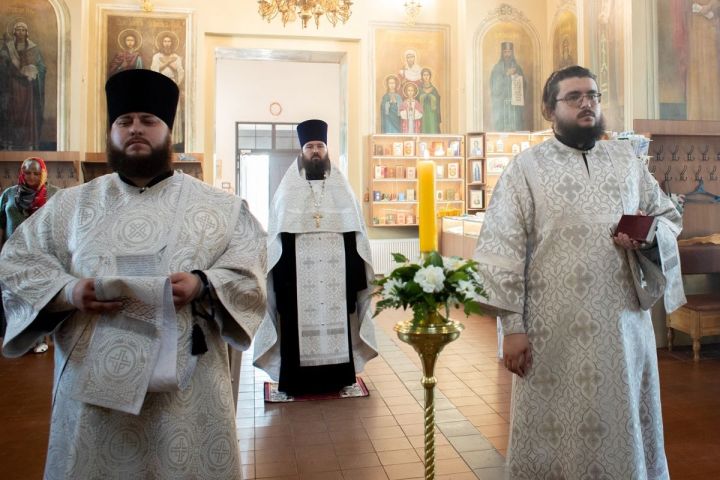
[368,134,465,228]
[615,215,658,243]
[403,140,415,156]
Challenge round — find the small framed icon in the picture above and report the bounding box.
[469,189,484,209]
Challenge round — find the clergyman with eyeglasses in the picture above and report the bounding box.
[473,66,685,479]
[254,119,378,398]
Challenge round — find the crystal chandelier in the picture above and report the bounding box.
[258,0,353,29]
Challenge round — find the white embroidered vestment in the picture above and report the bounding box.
[0,172,267,479]
[474,139,683,480]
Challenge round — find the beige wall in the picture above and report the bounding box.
[68,1,458,203]
[465,0,550,132]
[61,0,657,215]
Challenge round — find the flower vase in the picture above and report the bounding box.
[394,312,464,480]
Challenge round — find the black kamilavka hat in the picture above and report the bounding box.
[105,69,179,129]
[297,119,328,147]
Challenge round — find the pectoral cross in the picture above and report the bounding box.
[313,212,323,228]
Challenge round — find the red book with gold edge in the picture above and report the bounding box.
[615,214,658,243]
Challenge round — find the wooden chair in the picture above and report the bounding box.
[666,244,720,361]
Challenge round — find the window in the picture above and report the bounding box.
[235,122,301,151]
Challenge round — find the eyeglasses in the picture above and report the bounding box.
[556,92,602,107]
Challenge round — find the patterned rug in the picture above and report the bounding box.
[264,377,369,402]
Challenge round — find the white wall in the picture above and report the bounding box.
[215,59,340,191]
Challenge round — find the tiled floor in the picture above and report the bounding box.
[1,307,719,479]
[238,306,509,479]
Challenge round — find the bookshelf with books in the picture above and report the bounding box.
[465,132,486,213]
[484,131,552,206]
[368,134,465,227]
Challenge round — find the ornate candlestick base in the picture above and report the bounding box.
[395,313,464,480]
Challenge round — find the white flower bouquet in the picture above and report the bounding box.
[373,251,487,324]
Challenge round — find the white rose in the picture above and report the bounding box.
[414,265,445,293]
[442,256,463,271]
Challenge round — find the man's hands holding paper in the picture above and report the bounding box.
[71,278,123,313]
[170,272,202,307]
[71,272,202,312]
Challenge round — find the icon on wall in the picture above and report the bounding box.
[100,6,193,152]
[372,23,449,134]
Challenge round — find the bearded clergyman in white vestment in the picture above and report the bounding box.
[253,119,377,396]
[0,69,267,479]
[474,66,685,479]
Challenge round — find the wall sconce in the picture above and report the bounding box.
[405,1,422,26]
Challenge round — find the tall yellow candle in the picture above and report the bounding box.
[418,159,437,253]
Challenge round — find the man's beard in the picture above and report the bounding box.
[107,135,173,179]
[302,153,331,180]
[554,111,606,148]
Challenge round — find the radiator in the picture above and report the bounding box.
[369,238,420,275]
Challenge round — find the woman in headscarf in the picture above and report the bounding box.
[0,157,59,352]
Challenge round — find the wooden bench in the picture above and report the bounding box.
[666,244,720,361]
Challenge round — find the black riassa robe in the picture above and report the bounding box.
[274,231,367,395]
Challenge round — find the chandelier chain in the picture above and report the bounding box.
[404,1,422,26]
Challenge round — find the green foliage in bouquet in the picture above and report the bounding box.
[373,251,488,323]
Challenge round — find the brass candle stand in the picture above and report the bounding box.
[394,312,464,480]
